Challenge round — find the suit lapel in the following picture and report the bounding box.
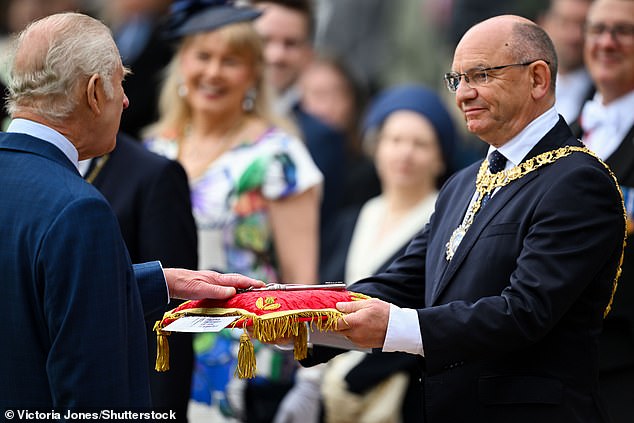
[430,172,539,304]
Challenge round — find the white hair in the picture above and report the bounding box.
[5,12,121,122]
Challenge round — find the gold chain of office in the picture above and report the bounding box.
[453,145,626,318]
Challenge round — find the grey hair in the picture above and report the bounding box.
[5,12,121,122]
[510,21,559,93]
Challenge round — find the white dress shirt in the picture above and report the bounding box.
[580,90,634,161]
[555,68,593,124]
[383,107,560,356]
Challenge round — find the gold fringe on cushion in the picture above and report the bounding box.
[246,310,344,342]
[236,331,256,379]
[153,303,365,377]
[232,310,345,377]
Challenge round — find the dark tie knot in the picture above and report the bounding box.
[488,150,507,174]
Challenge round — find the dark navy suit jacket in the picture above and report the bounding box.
[0,132,168,408]
[305,118,625,422]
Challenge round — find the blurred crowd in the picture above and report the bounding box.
[2,0,633,422]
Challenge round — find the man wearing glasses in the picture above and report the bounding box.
[571,0,634,421]
[538,0,594,124]
[299,14,625,422]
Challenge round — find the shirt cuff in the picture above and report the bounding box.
[383,303,424,356]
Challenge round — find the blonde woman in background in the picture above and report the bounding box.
[144,1,322,421]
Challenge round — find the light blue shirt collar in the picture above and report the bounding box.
[6,118,79,170]
[488,107,560,168]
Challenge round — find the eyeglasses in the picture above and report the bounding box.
[585,23,634,45]
[443,59,548,93]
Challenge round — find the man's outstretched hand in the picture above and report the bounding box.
[164,268,265,300]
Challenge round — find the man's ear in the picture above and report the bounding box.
[529,60,550,100]
[86,73,102,115]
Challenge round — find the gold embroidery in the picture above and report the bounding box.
[255,296,282,311]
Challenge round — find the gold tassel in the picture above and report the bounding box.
[154,328,171,372]
[235,331,256,379]
[293,323,308,360]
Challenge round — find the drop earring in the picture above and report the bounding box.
[242,88,256,112]
[178,83,188,98]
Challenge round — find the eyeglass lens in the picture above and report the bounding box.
[586,23,634,43]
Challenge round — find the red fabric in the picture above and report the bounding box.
[160,289,360,327]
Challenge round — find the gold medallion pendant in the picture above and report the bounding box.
[446,224,467,261]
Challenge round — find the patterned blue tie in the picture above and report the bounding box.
[488,150,507,174]
[481,150,507,208]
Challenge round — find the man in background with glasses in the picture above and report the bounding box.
[299,14,625,422]
[570,0,634,421]
[538,0,594,124]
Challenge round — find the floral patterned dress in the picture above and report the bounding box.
[146,127,322,279]
[145,127,323,412]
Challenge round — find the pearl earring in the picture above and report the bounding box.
[178,83,188,98]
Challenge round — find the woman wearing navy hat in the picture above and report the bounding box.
[144,1,323,421]
[320,84,459,423]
